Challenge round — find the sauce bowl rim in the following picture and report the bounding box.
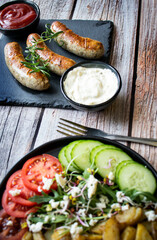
[60,60,122,110]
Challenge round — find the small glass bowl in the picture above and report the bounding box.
[0,0,40,37]
[60,61,122,112]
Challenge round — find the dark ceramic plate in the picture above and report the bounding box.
[0,136,157,207]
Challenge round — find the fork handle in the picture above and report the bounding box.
[104,135,157,147]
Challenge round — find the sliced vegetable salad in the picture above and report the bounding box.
[0,139,157,240]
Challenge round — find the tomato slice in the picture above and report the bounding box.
[6,170,37,206]
[21,154,63,193]
[0,209,28,240]
[2,190,37,218]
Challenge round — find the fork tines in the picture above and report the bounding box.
[57,118,87,136]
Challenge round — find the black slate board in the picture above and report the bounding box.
[0,19,113,109]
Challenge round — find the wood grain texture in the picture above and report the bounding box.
[0,107,22,179]
[35,0,75,19]
[130,0,157,170]
[0,106,11,138]
[0,107,43,180]
[0,0,156,184]
[35,0,139,151]
[99,0,139,138]
[66,0,139,138]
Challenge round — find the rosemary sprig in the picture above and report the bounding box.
[22,24,63,77]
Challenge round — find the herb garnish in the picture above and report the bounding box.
[22,24,63,77]
[123,189,157,203]
[27,168,157,236]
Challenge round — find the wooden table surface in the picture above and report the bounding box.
[0,0,156,183]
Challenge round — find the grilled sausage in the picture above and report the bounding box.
[26,33,76,76]
[51,21,105,59]
[4,42,50,91]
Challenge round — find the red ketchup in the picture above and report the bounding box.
[0,3,37,29]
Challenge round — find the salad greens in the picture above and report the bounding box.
[28,168,157,235]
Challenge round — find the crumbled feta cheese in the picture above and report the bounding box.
[96,195,109,208]
[89,214,98,226]
[38,186,42,192]
[60,200,68,208]
[111,203,121,209]
[70,222,83,238]
[6,220,13,226]
[87,175,98,199]
[116,191,125,203]
[96,202,107,209]
[9,189,21,196]
[63,195,69,201]
[116,191,133,204]
[89,219,97,226]
[108,172,114,181]
[77,208,86,218]
[29,222,43,233]
[42,177,53,191]
[99,195,109,204]
[60,196,69,211]
[44,216,49,223]
[145,210,157,221]
[121,204,129,211]
[49,199,59,209]
[68,187,81,197]
[55,173,67,188]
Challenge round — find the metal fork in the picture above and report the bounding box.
[57,118,157,147]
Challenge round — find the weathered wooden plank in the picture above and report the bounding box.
[130,0,157,170]
[34,109,84,148]
[0,106,11,138]
[0,107,44,179]
[35,0,139,149]
[6,108,43,171]
[0,107,22,179]
[62,0,139,137]
[97,0,139,137]
[73,0,110,20]
[35,0,75,19]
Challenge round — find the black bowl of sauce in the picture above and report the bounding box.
[0,0,40,36]
[60,61,122,112]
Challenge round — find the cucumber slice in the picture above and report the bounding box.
[90,144,120,166]
[58,146,78,172]
[117,162,157,194]
[115,160,134,183]
[71,140,103,170]
[95,149,133,179]
[65,140,81,171]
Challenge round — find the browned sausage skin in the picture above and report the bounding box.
[51,21,105,59]
[26,33,76,76]
[4,42,50,91]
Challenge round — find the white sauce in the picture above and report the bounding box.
[64,66,119,105]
